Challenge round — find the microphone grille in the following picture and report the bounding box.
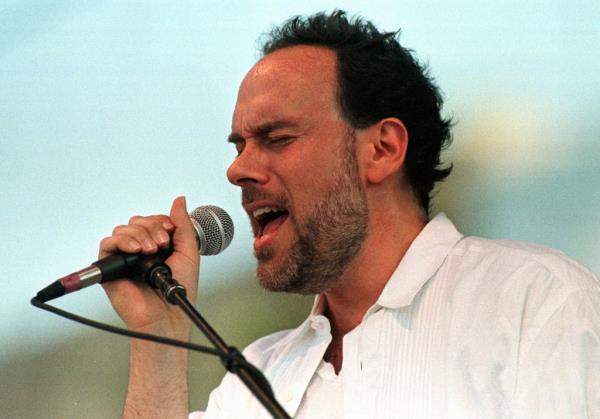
[189,205,234,255]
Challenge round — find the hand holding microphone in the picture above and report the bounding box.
[103,197,232,333]
[36,197,233,334]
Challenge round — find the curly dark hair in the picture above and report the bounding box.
[261,10,453,213]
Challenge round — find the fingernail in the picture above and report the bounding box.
[143,238,156,251]
[181,195,187,211]
[129,240,142,251]
[157,230,169,244]
[163,220,174,230]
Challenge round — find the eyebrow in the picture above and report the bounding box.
[227,120,300,143]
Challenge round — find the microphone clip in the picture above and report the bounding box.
[145,263,187,304]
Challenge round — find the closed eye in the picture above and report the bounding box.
[268,136,295,147]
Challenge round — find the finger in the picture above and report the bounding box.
[112,224,160,253]
[169,196,198,256]
[99,235,143,258]
[127,216,174,248]
[129,214,175,232]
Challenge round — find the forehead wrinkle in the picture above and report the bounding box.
[228,118,303,143]
[249,119,301,135]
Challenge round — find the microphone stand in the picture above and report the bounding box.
[145,260,291,419]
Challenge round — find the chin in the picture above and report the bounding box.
[255,263,328,296]
[255,258,288,293]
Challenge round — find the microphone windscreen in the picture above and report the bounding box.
[190,205,234,255]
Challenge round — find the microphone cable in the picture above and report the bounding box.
[29,296,274,398]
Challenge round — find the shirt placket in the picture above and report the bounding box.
[343,307,383,419]
[273,315,332,417]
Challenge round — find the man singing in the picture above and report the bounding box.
[99,10,600,418]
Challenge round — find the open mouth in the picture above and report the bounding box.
[253,206,289,237]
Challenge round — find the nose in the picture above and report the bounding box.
[226,143,269,187]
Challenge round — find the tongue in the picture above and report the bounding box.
[262,213,288,236]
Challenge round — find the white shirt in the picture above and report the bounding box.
[192,213,600,418]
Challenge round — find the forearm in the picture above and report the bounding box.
[123,325,191,419]
[97,197,200,418]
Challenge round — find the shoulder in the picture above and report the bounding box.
[437,235,599,334]
[448,235,599,295]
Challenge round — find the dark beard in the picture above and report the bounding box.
[256,145,369,294]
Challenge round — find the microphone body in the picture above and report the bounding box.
[35,205,234,303]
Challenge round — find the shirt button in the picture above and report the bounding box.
[360,354,379,376]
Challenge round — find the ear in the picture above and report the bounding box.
[364,118,408,184]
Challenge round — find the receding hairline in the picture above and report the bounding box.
[250,44,338,83]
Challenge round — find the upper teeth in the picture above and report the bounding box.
[253,207,280,219]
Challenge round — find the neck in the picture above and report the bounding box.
[322,200,426,338]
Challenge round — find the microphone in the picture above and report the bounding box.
[35,205,234,303]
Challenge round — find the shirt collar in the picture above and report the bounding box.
[307,213,463,315]
[309,293,327,315]
[264,214,464,416]
[260,296,329,354]
[376,212,463,309]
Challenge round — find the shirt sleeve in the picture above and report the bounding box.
[514,287,600,418]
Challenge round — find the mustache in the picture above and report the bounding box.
[242,186,289,208]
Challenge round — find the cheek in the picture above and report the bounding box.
[287,169,330,206]
[288,154,339,192]
[284,172,335,231]
[278,136,348,208]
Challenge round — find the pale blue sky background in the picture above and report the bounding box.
[1,0,598,362]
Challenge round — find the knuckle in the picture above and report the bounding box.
[146,214,166,224]
[150,218,165,230]
[155,214,170,222]
[128,215,143,224]
[112,224,127,235]
[99,236,112,250]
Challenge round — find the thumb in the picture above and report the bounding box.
[169,196,198,257]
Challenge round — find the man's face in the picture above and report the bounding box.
[227,46,368,294]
